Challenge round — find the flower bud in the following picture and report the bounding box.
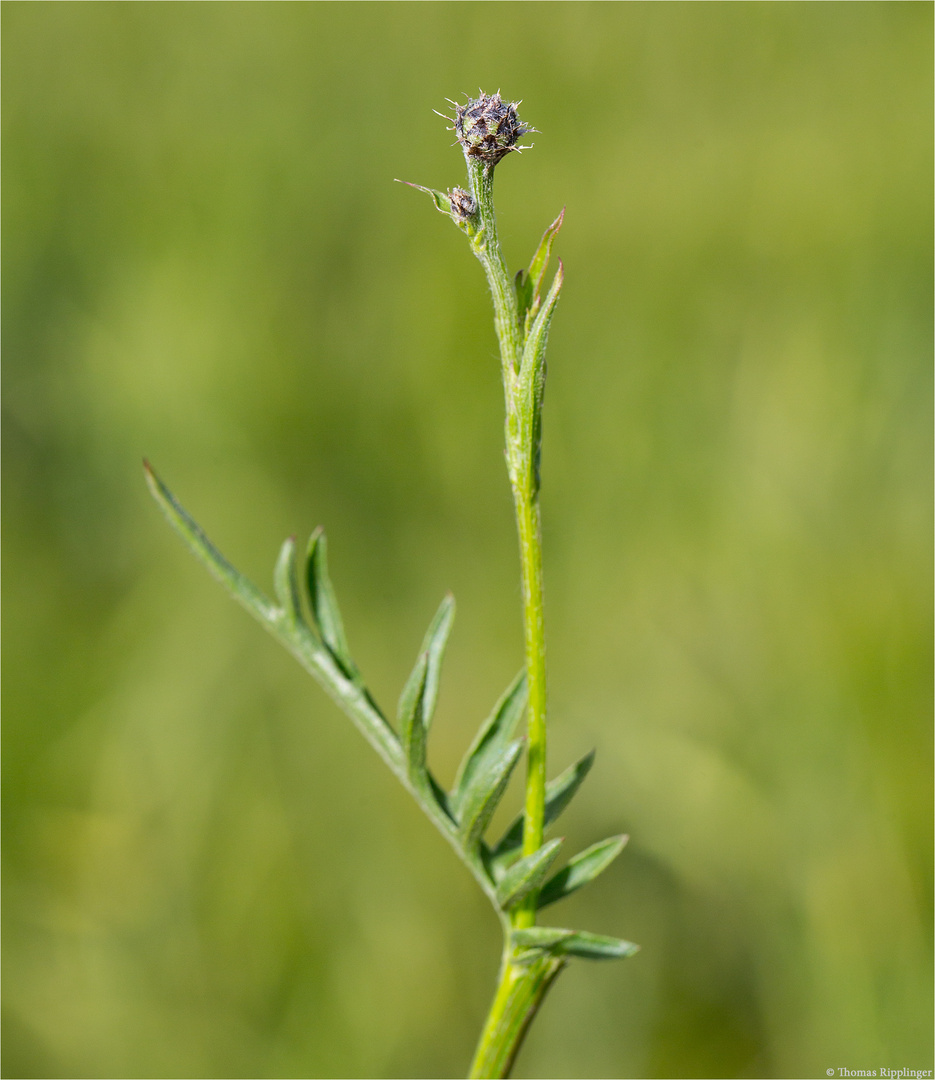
[448,187,476,222]
[454,91,534,167]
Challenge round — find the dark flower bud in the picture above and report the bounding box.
[448,187,476,222]
[453,91,534,166]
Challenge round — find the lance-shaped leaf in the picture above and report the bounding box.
[520,258,563,382]
[451,671,527,818]
[274,537,303,628]
[512,926,575,952]
[395,595,455,787]
[398,651,429,783]
[306,528,357,677]
[495,837,564,910]
[537,834,629,909]
[144,461,278,625]
[418,594,455,731]
[491,749,595,867]
[458,738,524,850]
[560,930,639,960]
[513,926,639,962]
[518,259,563,498]
[523,207,564,325]
[397,178,451,214]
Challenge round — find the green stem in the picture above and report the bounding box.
[513,491,547,870]
[466,155,549,886]
[468,952,565,1080]
[465,155,553,1075]
[466,159,523,377]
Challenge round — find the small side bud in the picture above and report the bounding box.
[448,186,476,222]
[454,91,535,167]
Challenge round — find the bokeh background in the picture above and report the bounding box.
[3,4,931,1078]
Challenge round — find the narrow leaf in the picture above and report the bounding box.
[274,537,303,627]
[518,258,564,498]
[451,670,527,817]
[458,738,524,850]
[398,651,429,781]
[495,838,564,910]
[526,207,564,313]
[541,749,596,827]
[512,926,575,952]
[521,258,564,372]
[512,926,639,962]
[396,178,451,215]
[537,834,629,909]
[492,749,595,866]
[419,594,455,731]
[561,930,640,961]
[306,528,357,676]
[144,461,278,625]
[394,595,453,789]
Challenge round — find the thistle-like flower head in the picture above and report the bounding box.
[452,91,534,167]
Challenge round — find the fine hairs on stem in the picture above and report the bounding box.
[146,90,637,1080]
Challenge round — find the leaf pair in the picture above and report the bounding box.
[490,749,595,872]
[272,526,360,679]
[515,208,564,339]
[491,827,627,913]
[512,211,564,496]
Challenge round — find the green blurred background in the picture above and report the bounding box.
[3,3,931,1078]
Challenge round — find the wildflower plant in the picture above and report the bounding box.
[145,90,637,1079]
